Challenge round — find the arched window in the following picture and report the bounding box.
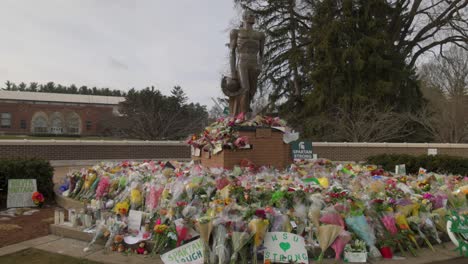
[31,112,49,134]
[49,112,64,134]
[66,112,81,135]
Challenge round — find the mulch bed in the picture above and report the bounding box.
[0,205,56,248]
[0,248,101,264]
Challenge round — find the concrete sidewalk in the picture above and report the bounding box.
[0,235,464,264]
[0,235,161,264]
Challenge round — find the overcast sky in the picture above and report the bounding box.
[0,0,239,107]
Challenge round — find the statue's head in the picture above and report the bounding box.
[242,10,255,25]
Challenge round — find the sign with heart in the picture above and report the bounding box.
[263,232,308,263]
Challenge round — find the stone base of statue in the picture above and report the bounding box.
[192,126,292,169]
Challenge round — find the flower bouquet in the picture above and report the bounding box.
[344,240,367,263]
[196,216,213,264]
[32,191,45,207]
[152,220,175,254]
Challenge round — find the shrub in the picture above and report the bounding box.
[0,158,55,202]
[366,154,468,175]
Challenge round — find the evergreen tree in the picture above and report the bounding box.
[304,0,423,115]
[234,0,312,112]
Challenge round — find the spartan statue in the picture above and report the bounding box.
[221,10,265,116]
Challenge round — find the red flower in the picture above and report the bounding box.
[32,191,44,205]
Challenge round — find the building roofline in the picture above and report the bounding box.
[0,90,125,105]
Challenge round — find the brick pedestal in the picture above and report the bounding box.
[192,127,292,169]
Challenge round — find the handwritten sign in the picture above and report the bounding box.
[263,232,308,263]
[127,210,143,234]
[291,141,313,160]
[161,238,204,264]
[7,179,37,208]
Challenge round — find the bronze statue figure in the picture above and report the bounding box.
[221,10,265,116]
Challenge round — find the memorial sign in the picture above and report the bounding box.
[263,232,308,263]
[7,179,37,208]
[161,238,204,264]
[291,141,313,160]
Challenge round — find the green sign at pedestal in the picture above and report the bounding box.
[291,141,313,160]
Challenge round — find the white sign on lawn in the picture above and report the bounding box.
[263,232,309,264]
[7,179,37,208]
[161,238,204,264]
[127,210,143,234]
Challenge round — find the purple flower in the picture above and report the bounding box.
[422,193,433,200]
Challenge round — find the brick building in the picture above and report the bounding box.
[0,91,124,136]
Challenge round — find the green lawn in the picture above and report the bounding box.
[0,248,102,264]
[0,135,135,141]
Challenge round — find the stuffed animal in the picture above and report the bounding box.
[136,242,148,255]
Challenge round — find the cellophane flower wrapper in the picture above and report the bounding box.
[145,183,163,214]
[420,212,442,244]
[130,183,143,210]
[95,176,110,200]
[320,211,345,228]
[230,229,253,264]
[211,220,229,264]
[407,216,434,251]
[169,180,186,206]
[330,230,351,261]
[174,218,191,247]
[395,213,420,250]
[85,221,107,252]
[345,215,381,258]
[380,212,398,236]
[293,203,308,234]
[248,218,269,264]
[317,224,343,262]
[431,207,448,233]
[197,216,213,264]
[271,213,290,232]
[308,196,323,230]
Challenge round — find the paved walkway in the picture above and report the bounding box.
[0,235,162,264]
[0,235,464,264]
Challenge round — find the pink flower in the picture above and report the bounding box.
[381,214,398,235]
[234,136,249,148]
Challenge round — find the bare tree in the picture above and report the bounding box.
[420,46,468,98]
[390,0,468,68]
[413,46,468,142]
[330,105,413,142]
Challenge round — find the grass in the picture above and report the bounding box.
[0,248,102,264]
[0,135,135,141]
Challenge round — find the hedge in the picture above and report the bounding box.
[366,154,468,175]
[0,158,55,201]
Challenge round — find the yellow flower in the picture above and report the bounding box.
[154,224,169,234]
[318,177,329,188]
[249,219,269,247]
[131,188,142,206]
[114,201,129,216]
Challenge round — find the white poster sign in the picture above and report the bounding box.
[127,210,143,234]
[263,232,309,264]
[7,179,37,208]
[161,239,204,264]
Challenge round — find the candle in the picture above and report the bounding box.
[54,209,60,225]
[59,210,65,224]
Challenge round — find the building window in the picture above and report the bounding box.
[32,116,48,134]
[20,120,27,129]
[86,121,92,130]
[1,113,11,128]
[66,112,81,135]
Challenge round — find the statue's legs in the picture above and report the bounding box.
[229,96,239,116]
[238,64,259,114]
